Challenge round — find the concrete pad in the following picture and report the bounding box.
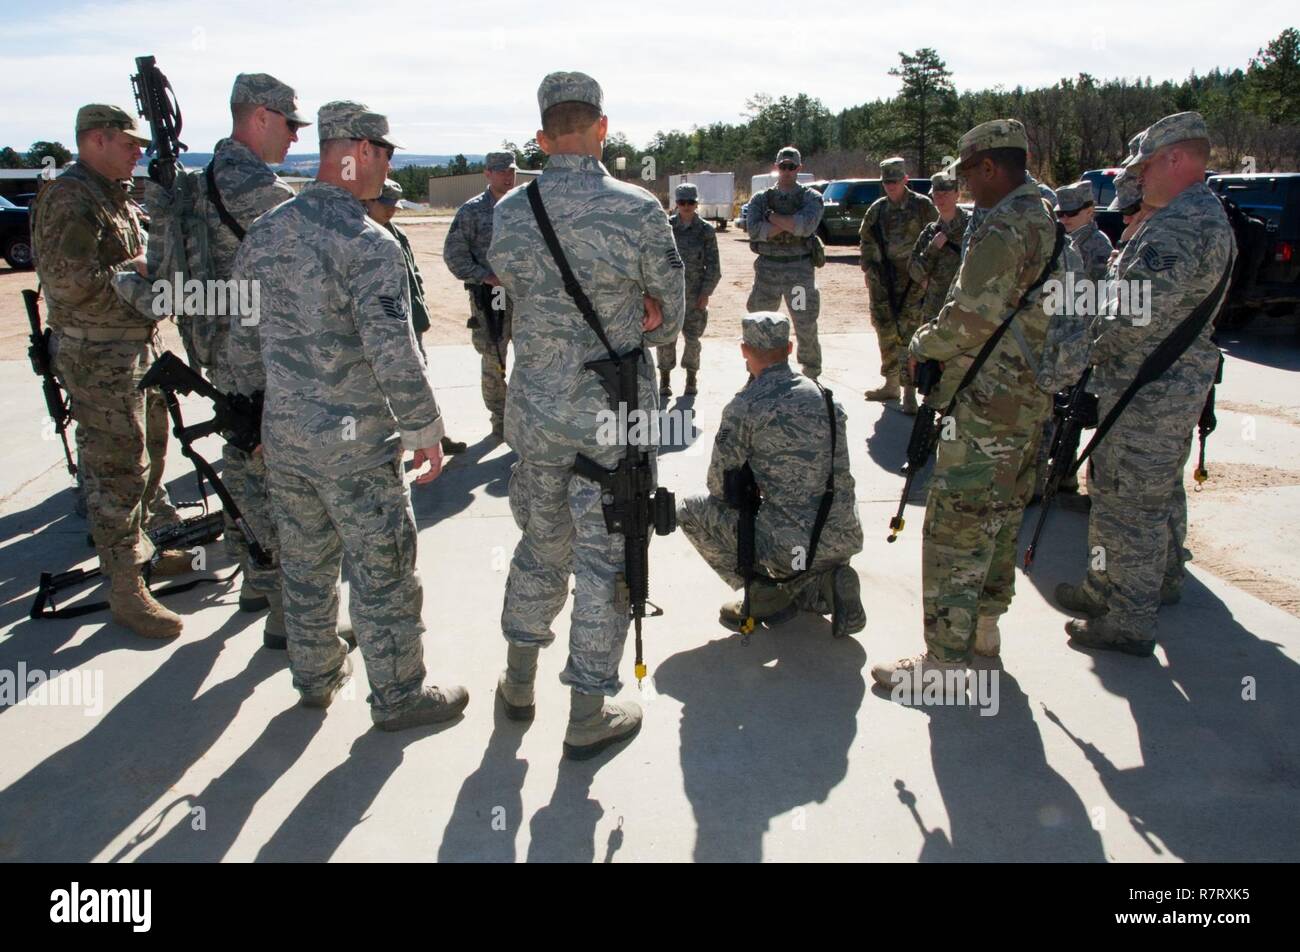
[0,328,1297,862]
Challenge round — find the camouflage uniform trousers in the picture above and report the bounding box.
[677,492,826,607]
[52,333,169,576]
[866,268,924,382]
[267,456,427,716]
[1080,409,1197,635]
[656,304,708,372]
[469,294,513,431]
[746,257,821,378]
[76,454,178,527]
[501,460,632,696]
[1032,414,1082,497]
[922,410,1046,662]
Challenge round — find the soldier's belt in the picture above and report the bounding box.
[56,325,157,342]
[758,253,812,262]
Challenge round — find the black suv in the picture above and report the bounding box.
[818,178,932,244]
[1207,173,1300,321]
[0,195,33,269]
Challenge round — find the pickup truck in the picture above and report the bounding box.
[817,177,933,244]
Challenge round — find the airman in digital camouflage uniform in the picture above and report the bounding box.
[229,101,468,729]
[860,157,937,410]
[489,71,684,759]
[906,171,969,414]
[743,146,824,379]
[365,179,468,454]
[1056,180,1114,281]
[677,313,865,636]
[202,72,304,641]
[444,151,519,441]
[32,104,191,640]
[872,119,1068,691]
[1056,112,1236,656]
[657,181,720,398]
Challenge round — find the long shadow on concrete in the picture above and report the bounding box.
[865,405,933,496]
[410,435,513,528]
[654,618,866,861]
[0,610,268,861]
[439,700,530,862]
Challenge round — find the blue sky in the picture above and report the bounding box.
[3,0,1295,155]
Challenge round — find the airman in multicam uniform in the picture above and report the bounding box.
[677,313,865,637]
[657,181,721,398]
[860,157,937,412]
[489,71,684,760]
[872,119,1069,691]
[229,101,468,731]
[1057,112,1236,656]
[444,150,519,441]
[1056,180,1114,281]
[906,171,969,414]
[32,104,190,640]
[744,146,825,379]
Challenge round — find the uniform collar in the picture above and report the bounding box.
[303,179,365,212]
[215,136,268,169]
[544,153,609,175]
[69,159,131,199]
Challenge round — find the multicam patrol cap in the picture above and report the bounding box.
[1124,111,1209,167]
[953,118,1028,168]
[880,157,907,182]
[1055,181,1095,214]
[537,71,604,117]
[75,104,151,145]
[776,146,801,166]
[742,312,791,349]
[930,171,957,192]
[230,73,310,125]
[317,101,403,149]
[484,151,518,172]
[378,178,402,204]
[675,182,699,203]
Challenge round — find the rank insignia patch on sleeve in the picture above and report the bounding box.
[379,296,407,321]
[666,248,683,270]
[1140,244,1179,272]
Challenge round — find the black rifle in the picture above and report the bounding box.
[24,289,77,477]
[526,180,676,686]
[723,462,764,635]
[139,351,270,567]
[130,54,187,190]
[1193,352,1225,488]
[887,359,942,541]
[1023,367,1096,571]
[31,511,225,619]
[469,282,506,371]
[870,217,911,340]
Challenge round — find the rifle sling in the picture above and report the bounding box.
[205,162,246,243]
[1074,257,1233,472]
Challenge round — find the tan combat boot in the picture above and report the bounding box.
[973,615,1001,657]
[563,690,642,760]
[109,572,183,640]
[496,643,538,721]
[865,376,900,402]
[870,653,968,698]
[901,384,918,416]
[150,549,195,578]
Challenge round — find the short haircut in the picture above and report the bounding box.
[746,344,789,364]
[984,147,1027,177]
[231,101,261,125]
[542,102,600,139]
[319,138,355,160]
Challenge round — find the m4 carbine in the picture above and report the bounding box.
[1023,368,1096,572]
[887,359,942,541]
[130,55,187,189]
[24,289,77,477]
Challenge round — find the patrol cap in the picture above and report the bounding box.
[484,151,518,172]
[75,104,151,145]
[742,312,791,349]
[880,157,907,182]
[1126,129,1145,160]
[378,178,402,204]
[930,171,957,192]
[953,118,1028,167]
[230,73,310,125]
[776,146,801,166]
[317,100,404,149]
[1125,111,1209,166]
[675,182,699,203]
[537,71,604,117]
[1108,166,1142,212]
[1055,181,1094,215]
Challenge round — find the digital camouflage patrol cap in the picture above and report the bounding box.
[1055,181,1094,215]
[880,157,907,182]
[930,171,957,192]
[379,178,402,204]
[537,71,603,118]
[75,104,151,145]
[675,182,699,202]
[1108,165,1143,211]
[742,312,790,349]
[1124,111,1209,167]
[230,73,310,125]
[317,101,403,149]
[776,146,801,166]
[484,151,518,172]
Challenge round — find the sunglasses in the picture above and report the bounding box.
[355,138,395,159]
[778,163,798,171]
[676,200,697,206]
[269,110,308,133]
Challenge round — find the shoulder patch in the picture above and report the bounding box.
[379,295,407,321]
[716,425,731,446]
[1140,244,1179,272]
[666,247,683,269]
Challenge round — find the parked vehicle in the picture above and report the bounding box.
[818,177,932,244]
[1208,172,1300,322]
[667,171,735,230]
[0,195,33,269]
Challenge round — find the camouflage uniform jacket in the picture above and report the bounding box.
[859,190,937,272]
[1069,220,1115,283]
[228,180,444,478]
[444,187,498,284]
[670,212,721,299]
[708,363,862,573]
[910,182,1065,422]
[908,206,971,321]
[488,153,684,468]
[31,161,155,331]
[207,137,294,280]
[1091,182,1235,411]
[745,184,824,258]
[386,220,431,335]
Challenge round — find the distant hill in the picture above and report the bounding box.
[166,152,482,175]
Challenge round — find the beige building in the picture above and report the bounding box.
[427,169,539,208]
